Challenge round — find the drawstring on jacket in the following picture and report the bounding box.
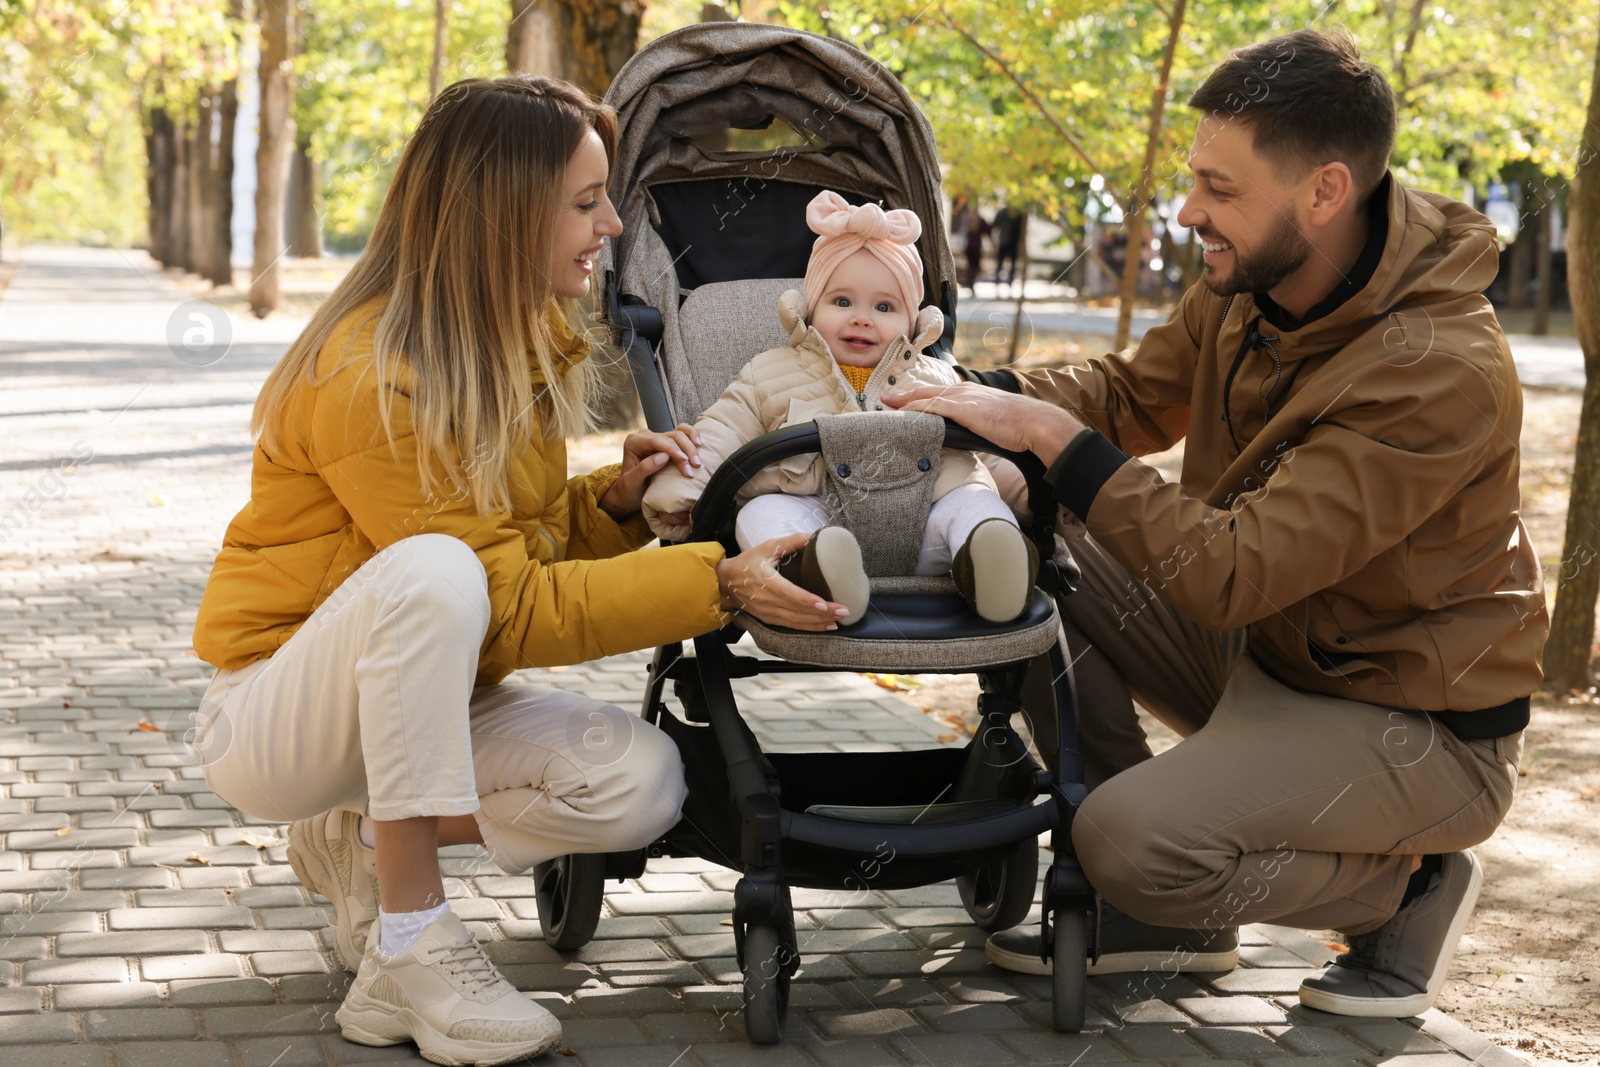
[1220,298,1284,443]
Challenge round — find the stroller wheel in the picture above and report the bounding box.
[1051,909,1088,1032]
[532,853,605,951]
[740,923,795,1044]
[957,835,1039,933]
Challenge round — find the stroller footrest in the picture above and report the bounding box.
[803,798,1018,825]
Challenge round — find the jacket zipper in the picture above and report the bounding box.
[836,336,908,411]
[538,527,560,563]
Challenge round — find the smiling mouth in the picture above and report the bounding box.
[574,244,603,266]
[840,335,876,348]
[1198,235,1234,254]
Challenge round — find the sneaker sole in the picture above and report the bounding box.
[813,526,870,625]
[1297,850,1484,1018]
[287,816,372,972]
[985,938,1240,976]
[338,1000,562,1067]
[969,520,1030,623]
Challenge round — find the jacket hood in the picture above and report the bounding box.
[1254,175,1501,355]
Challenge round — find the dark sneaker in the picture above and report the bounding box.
[952,518,1038,623]
[985,907,1239,976]
[777,526,870,625]
[1299,850,1483,1018]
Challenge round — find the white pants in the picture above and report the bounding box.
[734,482,1017,576]
[193,534,687,874]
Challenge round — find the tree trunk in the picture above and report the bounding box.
[1006,212,1030,365]
[431,0,448,97]
[145,107,174,265]
[167,113,191,273]
[1114,0,1187,352]
[1534,197,1554,336]
[250,0,296,316]
[508,0,645,428]
[208,79,238,287]
[188,93,215,279]
[506,0,643,95]
[1507,191,1535,311]
[286,138,323,258]
[1543,22,1600,694]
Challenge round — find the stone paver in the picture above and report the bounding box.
[0,245,1518,1065]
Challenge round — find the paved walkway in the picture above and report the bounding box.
[960,282,1586,390]
[0,245,1522,1066]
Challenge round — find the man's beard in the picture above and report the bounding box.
[1200,212,1312,297]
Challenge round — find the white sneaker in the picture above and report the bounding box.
[287,809,377,971]
[336,911,563,1065]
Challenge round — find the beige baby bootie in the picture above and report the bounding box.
[952,518,1038,623]
[776,526,871,625]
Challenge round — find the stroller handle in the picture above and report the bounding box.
[686,419,1059,558]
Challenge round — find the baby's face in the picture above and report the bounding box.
[810,251,912,368]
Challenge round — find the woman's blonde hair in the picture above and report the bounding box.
[251,75,618,514]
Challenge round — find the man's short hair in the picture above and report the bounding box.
[1187,29,1398,200]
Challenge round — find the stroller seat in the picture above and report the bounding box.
[739,575,1060,670]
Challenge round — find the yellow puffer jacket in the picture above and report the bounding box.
[193,296,728,684]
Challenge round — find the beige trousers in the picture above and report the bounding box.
[194,534,687,874]
[1045,532,1521,937]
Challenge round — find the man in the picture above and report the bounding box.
[887,28,1545,1018]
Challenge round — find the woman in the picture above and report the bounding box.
[191,76,847,1066]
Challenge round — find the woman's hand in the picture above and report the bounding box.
[598,423,703,521]
[882,382,1085,462]
[716,532,849,631]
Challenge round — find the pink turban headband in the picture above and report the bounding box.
[803,191,925,335]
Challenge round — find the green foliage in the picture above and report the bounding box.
[298,0,509,249]
[0,1,239,247]
[777,0,1595,232]
[1,1,1593,253]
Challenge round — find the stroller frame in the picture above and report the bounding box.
[535,21,1101,1045]
[537,296,1101,1038]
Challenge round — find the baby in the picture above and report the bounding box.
[642,190,1034,625]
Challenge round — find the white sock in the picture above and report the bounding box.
[356,815,376,850]
[378,901,451,959]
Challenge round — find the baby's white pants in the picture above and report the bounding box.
[733,482,1017,575]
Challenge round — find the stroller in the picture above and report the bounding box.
[539,23,1097,1044]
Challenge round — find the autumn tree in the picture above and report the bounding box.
[505,0,644,93]
[1543,8,1600,693]
[250,0,296,315]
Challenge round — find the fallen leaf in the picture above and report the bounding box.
[936,733,958,742]
[1325,941,1348,954]
[150,494,165,507]
[239,833,284,850]
[56,827,72,837]
[864,672,921,693]
[557,1048,576,1057]
[61,699,72,708]
[719,918,734,927]
[137,720,162,733]
[187,852,213,866]
[547,665,569,672]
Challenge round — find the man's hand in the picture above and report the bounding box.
[881,382,1085,463]
[598,423,702,521]
[716,532,849,631]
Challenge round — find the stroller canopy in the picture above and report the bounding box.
[599,22,958,309]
